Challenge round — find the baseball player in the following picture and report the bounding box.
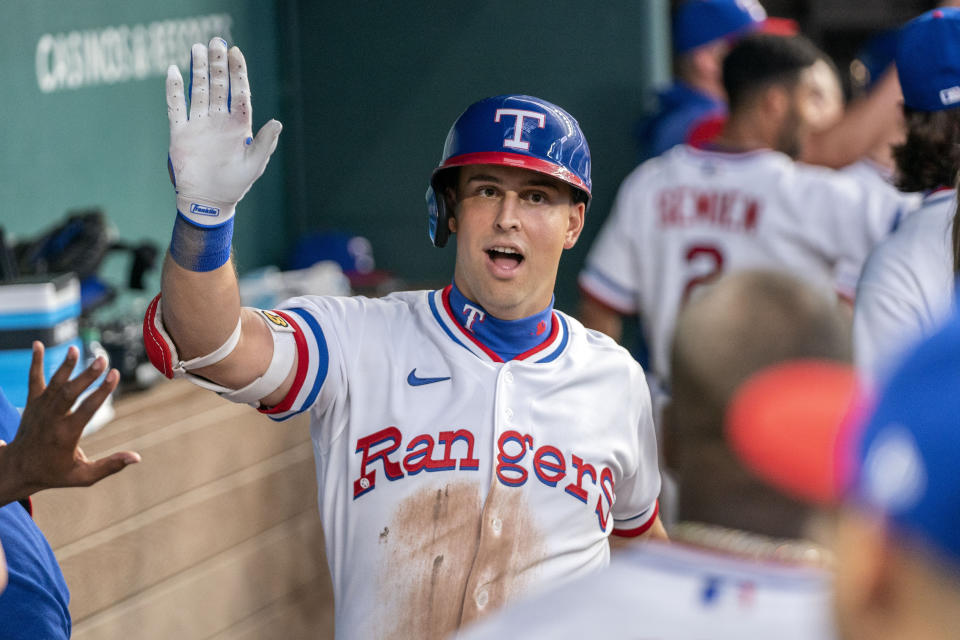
[855,9,960,388]
[579,33,899,409]
[641,0,903,169]
[637,0,775,161]
[145,39,664,639]
[457,270,848,639]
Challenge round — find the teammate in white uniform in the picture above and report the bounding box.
[457,541,834,640]
[855,191,955,387]
[579,34,898,401]
[143,39,664,639]
[458,270,848,639]
[854,9,960,388]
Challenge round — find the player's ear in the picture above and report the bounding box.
[563,201,586,249]
[444,186,458,233]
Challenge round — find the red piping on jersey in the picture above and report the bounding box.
[513,313,559,361]
[611,500,659,538]
[578,283,635,317]
[260,310,308,415]
[441,286,505,363]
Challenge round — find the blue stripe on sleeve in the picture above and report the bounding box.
[287,306,329,414]
[582,266,636,299]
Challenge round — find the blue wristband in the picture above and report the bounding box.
[169,212,234,272]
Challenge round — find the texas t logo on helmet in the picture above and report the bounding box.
[426,94,592,248]
[494,109,546,150]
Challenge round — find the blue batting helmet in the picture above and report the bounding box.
[426,94,592,248]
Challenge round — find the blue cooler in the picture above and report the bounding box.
[0,274,82,410]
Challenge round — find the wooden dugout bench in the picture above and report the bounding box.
[32,379,335,639]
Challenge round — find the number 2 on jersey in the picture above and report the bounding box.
[682,244,725,303]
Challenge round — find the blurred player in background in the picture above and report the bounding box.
[729,307,960,640]
[637,0,783,161]
[579,33,899,418]
[638,0,902,168]
[148,39,665,639]
[457,270,849,639]
[855,8,960,388]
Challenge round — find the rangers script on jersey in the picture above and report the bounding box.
[855,189,957,388]
[258,287,661,639]
[579,144,899,391]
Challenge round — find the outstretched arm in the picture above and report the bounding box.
[801,68,902,169]
[0,343,140,506]
[156,38,289,405]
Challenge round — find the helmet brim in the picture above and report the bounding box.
[436,151,591,197]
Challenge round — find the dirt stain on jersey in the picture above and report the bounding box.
[458,481,547,628]
[374,480,547,639]
[377,481,483,640]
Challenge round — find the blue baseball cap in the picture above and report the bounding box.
[897,8,960,112]
[673,0,771,55]
[728,309,960,567]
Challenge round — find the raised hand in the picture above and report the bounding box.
[166,37,282,227]
[0,342,141,505]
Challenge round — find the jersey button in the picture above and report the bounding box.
[504,408,514,420]
[491,517,503,534]
[475,588,489,608]
[504,371,514,384]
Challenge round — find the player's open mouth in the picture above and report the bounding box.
[486,246,525,270]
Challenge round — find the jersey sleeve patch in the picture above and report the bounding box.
[258,309,296,333]
[612,500,659,538]
[259,306,329,421]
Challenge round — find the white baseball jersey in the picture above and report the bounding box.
[455,540,836,640]
[854,189,957,388]
[839,158,921,290]
[260,286,661,639]
[579,145,898,390]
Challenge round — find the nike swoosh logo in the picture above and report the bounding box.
[407,369,451,386]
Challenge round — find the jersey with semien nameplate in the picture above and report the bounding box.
[579,144,898,393]
[260,287,661,640]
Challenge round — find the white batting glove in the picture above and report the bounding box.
[166,37,282,226]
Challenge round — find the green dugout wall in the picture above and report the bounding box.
[0,1,285,288]
[1,1,668,312]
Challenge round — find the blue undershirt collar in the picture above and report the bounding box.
[447,282,555,361]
